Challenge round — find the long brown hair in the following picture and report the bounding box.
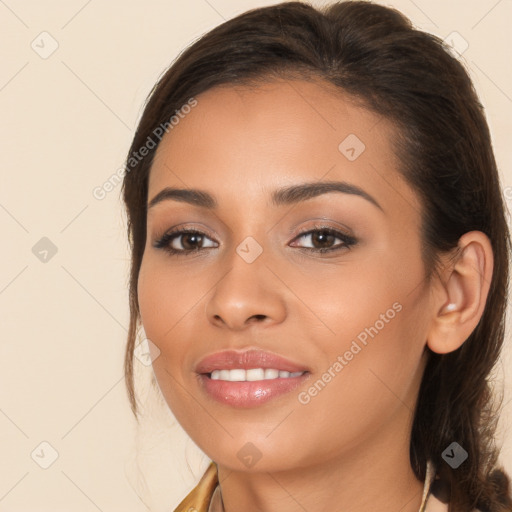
[121,2,512,510]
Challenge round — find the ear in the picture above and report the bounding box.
[426,231,494,354]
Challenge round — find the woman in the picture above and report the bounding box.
[121,1,512,511]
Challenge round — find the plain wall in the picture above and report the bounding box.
[1,0,511,510]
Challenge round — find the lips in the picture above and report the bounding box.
[194,348,311,407]
[195,348,309,375]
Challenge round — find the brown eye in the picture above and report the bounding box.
[291,227,357,254]
[154,228,218,255]
[310,230,336,249]
[177,232,205,251]
[154,226,357,257]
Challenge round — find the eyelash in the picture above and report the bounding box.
[153,225,358,257]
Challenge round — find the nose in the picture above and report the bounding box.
[204,247,287,330]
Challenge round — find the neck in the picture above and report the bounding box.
[216,408,425,512]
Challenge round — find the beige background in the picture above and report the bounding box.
[1,0,511,510]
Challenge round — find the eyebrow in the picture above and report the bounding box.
[147,180,383,212]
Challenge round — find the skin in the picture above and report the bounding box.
[137,78,493,512]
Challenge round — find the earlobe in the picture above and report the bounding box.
[441,302,457,313]
[426,231,493,355]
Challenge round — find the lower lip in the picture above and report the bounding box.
[198,372,309,407]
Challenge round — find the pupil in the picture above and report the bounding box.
[314,231,333,248]
[184,233,201,250]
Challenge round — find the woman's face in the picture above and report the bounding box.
[138,78,433,472]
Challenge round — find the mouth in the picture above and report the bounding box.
[195,349,311,407]
[195,348,310,374]
[207,368,307,381]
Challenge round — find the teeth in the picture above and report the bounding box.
[246,368,265,381]
[209,368,305,381]
[264,368,279,379]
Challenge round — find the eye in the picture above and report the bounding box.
[290,226,357,253]
[154,228,218,256]
[153,225,357,257]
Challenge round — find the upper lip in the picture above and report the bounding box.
[195,348,309,374]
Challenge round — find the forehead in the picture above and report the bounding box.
[148,78,420,216]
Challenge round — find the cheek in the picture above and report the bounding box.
[314,236,427,344]
[137,254,222,391]
[137,265,167,345]
[137,258,194,390]
[286,256,405,343]
[137,257,202,345]
[294,246,427,410]
[293,305,426,460]
[137,260,201,419]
